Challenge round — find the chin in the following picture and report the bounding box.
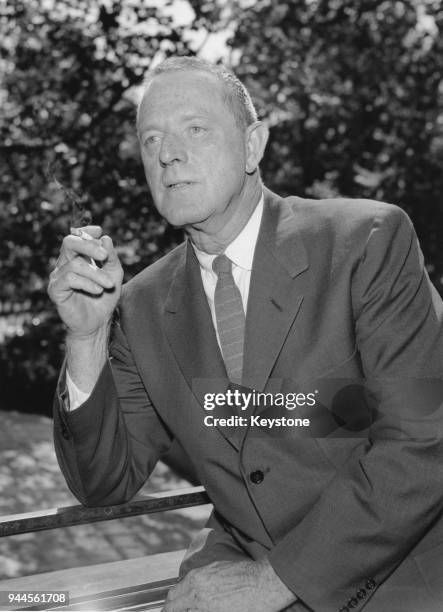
[161,201,213,228]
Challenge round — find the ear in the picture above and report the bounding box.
[245,121,269,174]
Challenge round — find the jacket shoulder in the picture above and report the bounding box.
[286,195,409,227]
[282,195,413,245]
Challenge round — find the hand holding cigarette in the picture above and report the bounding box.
[70,227,99,269]
[47,225,124,340]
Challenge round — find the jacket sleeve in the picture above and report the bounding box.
[53,319,173,506]
[267,205,443,611]
[179,510,250,576]
[181,512,312,611]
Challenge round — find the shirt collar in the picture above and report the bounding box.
[193,194,264,273]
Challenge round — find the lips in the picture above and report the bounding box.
[168,182,193,189]
[164,179,196,189]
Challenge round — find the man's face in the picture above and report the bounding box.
[137,70,248,229]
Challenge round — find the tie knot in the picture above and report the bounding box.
[212,254,232,276]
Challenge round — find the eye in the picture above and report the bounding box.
[144,134,161,147]
[189,125,206,136]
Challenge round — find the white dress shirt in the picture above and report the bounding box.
[66,195,264,410]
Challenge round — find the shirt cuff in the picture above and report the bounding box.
[66,370,91,411]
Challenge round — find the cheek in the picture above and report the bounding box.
[220,139,246,173]
[143,162,161,189]
[214,154,246,190]
[203,144,244,180]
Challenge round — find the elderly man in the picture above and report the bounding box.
[48,57,443,612]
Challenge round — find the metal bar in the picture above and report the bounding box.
[21,578,178,611]
[0,487,210,538]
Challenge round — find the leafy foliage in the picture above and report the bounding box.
[0,0,188,413]
[0,0,442,415]
[228,0,443,290]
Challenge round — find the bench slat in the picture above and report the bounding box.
[1,551,184,611]
[24,578,176,611]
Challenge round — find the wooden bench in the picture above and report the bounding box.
[0,487,211,611]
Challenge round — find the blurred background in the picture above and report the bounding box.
[0,0,442,580]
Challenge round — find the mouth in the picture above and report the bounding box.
[166,181,195,190]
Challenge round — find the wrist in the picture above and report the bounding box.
[65,321,111,346]
[66,324,110,395]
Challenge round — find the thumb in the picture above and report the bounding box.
[100,235,121,266]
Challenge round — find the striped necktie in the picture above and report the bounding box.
[212,254,245,383]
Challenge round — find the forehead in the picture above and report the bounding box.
[138,70,232,129]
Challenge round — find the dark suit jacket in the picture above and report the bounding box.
[54,188,443,612]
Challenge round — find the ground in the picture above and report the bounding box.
[0,410,211,580]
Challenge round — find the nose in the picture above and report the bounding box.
[159,134,187,166]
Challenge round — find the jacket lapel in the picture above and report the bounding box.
[163,241,226,386]
[163,242,242,450]
[162,189,309,445]
[242,189,308,395]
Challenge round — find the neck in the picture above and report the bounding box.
[185,175,263,254]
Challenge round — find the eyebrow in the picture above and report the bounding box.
[138,113,211,134]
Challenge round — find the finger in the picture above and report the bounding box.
[163,580,202,612]
[162,584,187,611]
[61,234,109,264]
[67,256,115,288]
[63,271,106,296]
[162,602,194,612]
[162,604,204,612]
[100,235,120,265]
[70,225,103,239]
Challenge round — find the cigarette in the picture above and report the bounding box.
[70,227,99,269]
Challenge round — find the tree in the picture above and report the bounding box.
[227,0,443,293]
[1,0,442,414]
[0,0,190,413]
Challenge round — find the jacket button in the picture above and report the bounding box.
[365,579,376,590]
[61,424,70,440]
[347,598,358,608]
[357,588,366,599]
[250,470,264,484]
